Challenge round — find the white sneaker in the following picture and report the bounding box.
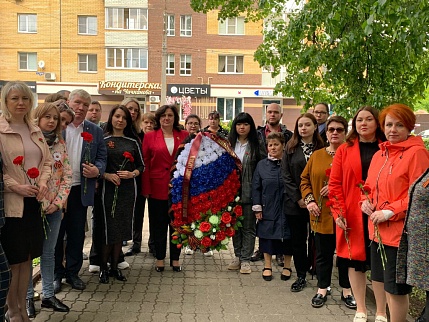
[117,261,130,270]
[88,265,100,273]
[374,316,387,322]
[203,250,213,257]
[240,262,251,274]
[228,257,240,270]
[184,246,194,255]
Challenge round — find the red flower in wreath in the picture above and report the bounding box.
[201,236,212,247]
[221,212,232,224]
[225,227,235,237]
[215,231,226,241]
[233,205,243,217]
[199,222,212,233]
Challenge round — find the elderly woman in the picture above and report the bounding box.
[0,81,51,322]
[142,105,188,272]
[141,113,155,135]
[329,106,386,322]
[301,116,355,309]
[361,103,429,322]
[282,113,324,291]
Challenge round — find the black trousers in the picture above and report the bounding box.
[55,186,87,278]
[148,198,180,261]
[285,214,309,279]
[314,232,350,289]
[132,195,154,249]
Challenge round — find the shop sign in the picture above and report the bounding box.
[0,80,37,93]
[98,81,161,95]
[167,84,210,97]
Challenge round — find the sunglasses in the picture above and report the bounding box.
[327,127,345,133]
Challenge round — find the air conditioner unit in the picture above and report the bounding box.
[149,96,160,103]
[149,104,158,111]
[44,72,56,81]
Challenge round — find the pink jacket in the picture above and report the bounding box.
[364,136,429,247]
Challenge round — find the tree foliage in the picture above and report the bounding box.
[191,0,429,118]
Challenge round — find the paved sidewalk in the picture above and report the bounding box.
[32,220,377,322]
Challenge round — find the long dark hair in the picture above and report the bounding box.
[228,112,261,161]
[286,113,324,153]
[105,105,136,140]
[154,104,181,131]
[346,106,386,146]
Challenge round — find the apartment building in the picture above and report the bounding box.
[0,0,301,127]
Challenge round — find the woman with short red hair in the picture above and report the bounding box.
[361,103,429,322]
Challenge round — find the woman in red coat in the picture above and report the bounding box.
[329,106,386,322]
[142,105,188,272]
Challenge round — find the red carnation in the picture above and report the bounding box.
[201,236,212,247]
[172,235,179,240]
[225,227,235,237]
[325,168,331,177]
[356,180,365,188]
[81,132,93,143]
[27,167,40,179]
[123,151,134,163]
[215,231,226,241]
[233,205,243,217]
[13,156,24,166]
[199,222,212,233]
[221,212,232,224]
[363,185,371,194]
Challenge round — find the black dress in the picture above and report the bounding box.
[100,136,144,244]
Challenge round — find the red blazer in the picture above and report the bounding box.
[329,139,368,261]
[142,129,189,200]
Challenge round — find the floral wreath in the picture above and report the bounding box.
[170,132,243,253]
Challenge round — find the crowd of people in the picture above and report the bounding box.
[0,81,428,322]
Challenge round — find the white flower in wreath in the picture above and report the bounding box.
[208,215,219,225]
[221,237,230,245]
[194,229,203,239]
[210,235,216,240]
[191,223,196,230]
[53,152,62,162]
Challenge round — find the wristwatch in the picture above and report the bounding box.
[96,171,101,179]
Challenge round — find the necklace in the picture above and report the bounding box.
[325,147,336,156]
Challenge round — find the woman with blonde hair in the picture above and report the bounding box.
[0,81,51,322]
[121,98,143,142]
[26,103,72,317]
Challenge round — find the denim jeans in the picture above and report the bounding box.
[27,210,62,299]
[232,204,256,262]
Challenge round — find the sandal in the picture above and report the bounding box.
[281,267,292,281]
[262,267,272,281]
[353,312,367,322]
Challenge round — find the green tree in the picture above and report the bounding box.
[191,0,429,118]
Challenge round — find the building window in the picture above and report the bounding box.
[166,54,175,75]
[106,48,148,69]
[78,16,97,35]
[219,17,244,35]
[218,55,244,73]
[78,54,97,72]
[106,8,148,30]
[18,14,37,33]
[18,52,37,70]
[180,15,192,36]
[166,14,175,36]
[180,54,191,75]
[217,98,243,121]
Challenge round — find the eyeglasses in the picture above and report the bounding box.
[327,127,345,133]
[314,111,327,115]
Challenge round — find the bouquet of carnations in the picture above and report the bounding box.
[170,132,243,253]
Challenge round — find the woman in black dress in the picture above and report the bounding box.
[96,105,144,283]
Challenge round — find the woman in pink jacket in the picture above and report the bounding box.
[361,103,429,322]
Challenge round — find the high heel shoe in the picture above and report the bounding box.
[170,260,182,272]
[99,269,109,284]
[109,269,127,281]
[155,266,164,272]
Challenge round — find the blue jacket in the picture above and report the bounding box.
[63,120,107,207]
[252,158,290,240]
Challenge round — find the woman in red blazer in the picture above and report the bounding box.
[329,106,386,322]
[142,105,188,272]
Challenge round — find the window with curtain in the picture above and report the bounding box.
[78,16,97,35]
[18,52,37,70]
[216,98,243,121]
[218,17,245,35]
[106,48,148,69]
[166,15,175,36]
[218,55,244,73]
[18,14,37,33]
[166,54,175,75]
[180,15,192,36]
[106,8,147,30]
[180,54,191,75]
[78,54,97,72]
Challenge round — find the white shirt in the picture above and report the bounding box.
[165,137,174,155]
[66,122,84,186]
[234,140,248,163]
